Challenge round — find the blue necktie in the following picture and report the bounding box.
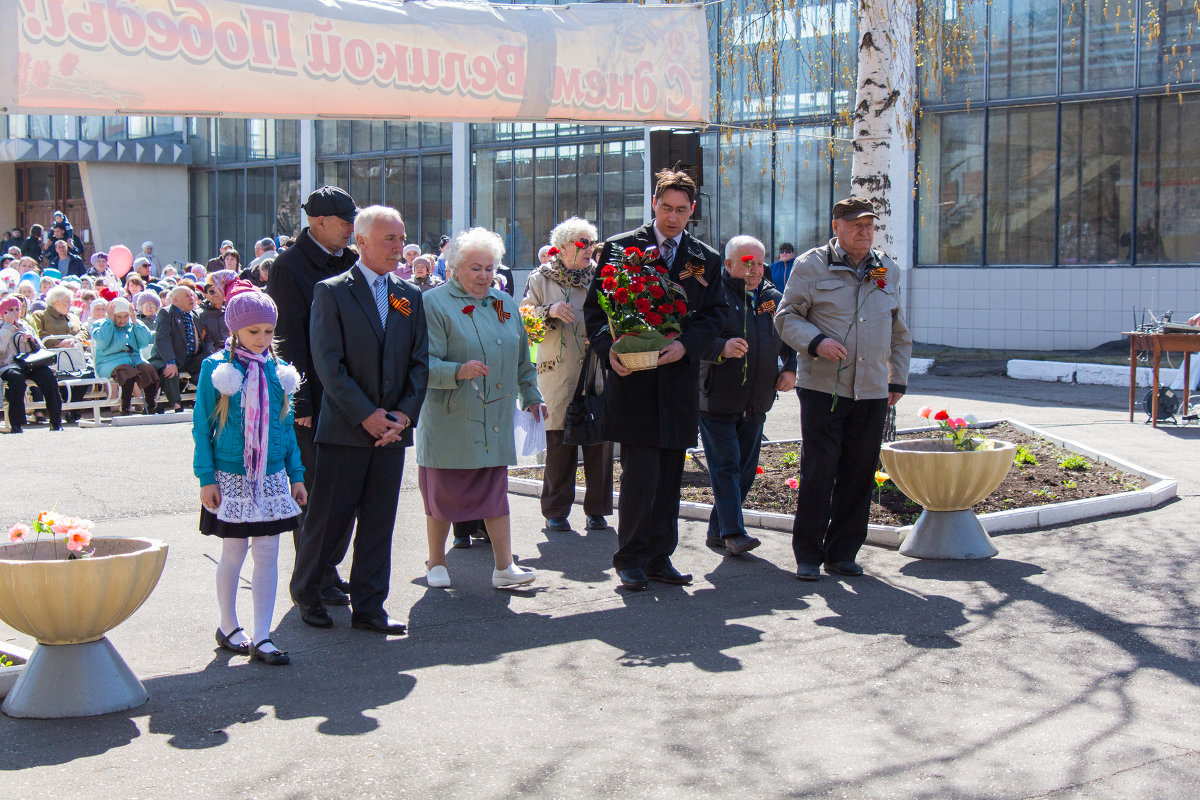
[661,238,676,269]
[373,276,388,329]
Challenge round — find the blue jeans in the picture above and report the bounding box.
[698,412,765,539]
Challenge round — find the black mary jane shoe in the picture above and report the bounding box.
[250,639,291,666]
[215,626,250,655]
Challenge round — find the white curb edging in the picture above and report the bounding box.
[0,642,32,699]
[507,420,1176,549]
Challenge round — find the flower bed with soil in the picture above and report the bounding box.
[511,422,1151,527]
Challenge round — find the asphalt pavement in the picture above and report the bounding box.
[1,374,1198,798]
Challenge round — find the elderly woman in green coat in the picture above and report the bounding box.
[417,227,546,590]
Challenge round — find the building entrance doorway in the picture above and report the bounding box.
[15,163,92,260]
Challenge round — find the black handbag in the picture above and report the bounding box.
[14,348,58,375]
[562,346,605,447]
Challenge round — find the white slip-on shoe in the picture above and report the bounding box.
[492,562,536,589]
[426,564,451,588]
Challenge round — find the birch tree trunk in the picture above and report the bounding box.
[851,0,918,261]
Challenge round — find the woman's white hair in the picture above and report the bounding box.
[549,217,599,250]
[447,228,505,271]
[45,285,74,306]
[354,205,404,239]
[724,235,766,261]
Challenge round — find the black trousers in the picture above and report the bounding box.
[541,430,614,518]
[290,443,406,620]
[2,364,61,428]
[160,351,206,406]
[792,388,888,565]
[613,443,685,572]
[293,421,353,589]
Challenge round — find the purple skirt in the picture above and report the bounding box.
[418,465,510,522]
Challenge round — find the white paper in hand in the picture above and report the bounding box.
[513,404,546,457]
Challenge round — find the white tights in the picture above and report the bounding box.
[216,535,280,650]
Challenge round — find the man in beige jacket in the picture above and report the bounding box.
[774,197,912,581]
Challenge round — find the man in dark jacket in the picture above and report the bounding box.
[152,286,210,411]
[22,225,45,264]
[698,235,797,557]
[266,186,359,605]
[583,169,726,591]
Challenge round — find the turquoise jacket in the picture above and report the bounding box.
[92,318,154,379]
[191,351,304,487]
[415,278,541,469]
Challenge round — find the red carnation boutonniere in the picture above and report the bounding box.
[875,278,887,290]
[462,305,475,315]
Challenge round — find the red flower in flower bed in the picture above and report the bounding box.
[934,409,949,421]
[635,297,652,314]
[602,277,617,291]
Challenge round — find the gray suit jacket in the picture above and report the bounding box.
[309,265,429,448]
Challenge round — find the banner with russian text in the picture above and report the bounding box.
[2,0,709,123]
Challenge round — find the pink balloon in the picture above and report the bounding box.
[108,245,133,279]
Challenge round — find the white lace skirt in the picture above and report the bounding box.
[199,469,302,539]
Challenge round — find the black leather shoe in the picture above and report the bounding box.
[617,568,649,591]
[215,626,249,655]
[332,573,351,593]
[452,534,472,549]
[351,615,408,635]
[296,603,333,628]
[545,516,571,532]
[320,586,351,606]
[796,563,821,581]
[585,515,608,531]
[705,536,727,550]
[646,564,693,586]
[725,533,762,556]
[7,427,23,434]
[824,560,864,577]
[249,639,290,666]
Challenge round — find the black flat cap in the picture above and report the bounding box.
[302,186,358,222]
[832,197,878,221]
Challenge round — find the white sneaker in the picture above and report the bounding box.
[492,562,536,589]
[426,564,451,588]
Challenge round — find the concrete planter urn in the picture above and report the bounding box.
[879,439,1016,559]
[0,537,168,718]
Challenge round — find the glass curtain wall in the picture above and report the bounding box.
[917,1,1200,267]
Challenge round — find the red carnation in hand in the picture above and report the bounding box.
[635,297,652,314]
[614,288,631,304]
[876,278,886,289]
[740,254,755,263]
[644,312,663,326]
[658,304,675,316]
[630,278,645,293]
[462,305,475,315]
[547,247,559,256]
[648,284,664,299]
[625,263,640,274]
[624,246,643,258]
[601,265,617,277]
[602,277,617,291]
[656,265,669,275]
[674,299,687,314]
[933,409,950,421]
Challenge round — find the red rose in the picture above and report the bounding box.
[674,300,687,314]
[614,288,630,304]
[934,409,950,421]
[876,278,886,289]
[624,246,643,258]
[601,265,617,277]
[648,284,664,299]
[644,312,663,326]
[635,297,652,314]
[658,304,674,316]
[602,277,617,291]
[462,305,475,315]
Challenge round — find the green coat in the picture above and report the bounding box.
[416,278,542,469]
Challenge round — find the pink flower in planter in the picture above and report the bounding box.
[65,527,92,552]
[8,523,30,543]
[918,406,933,418]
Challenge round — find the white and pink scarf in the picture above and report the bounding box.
[232,345,270,493]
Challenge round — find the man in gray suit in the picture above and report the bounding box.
[289,206,428,635]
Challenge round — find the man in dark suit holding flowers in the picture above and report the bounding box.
[583,169,726,591]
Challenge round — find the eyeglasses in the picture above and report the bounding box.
[469,378,512,406]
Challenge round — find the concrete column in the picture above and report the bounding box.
[451,122,470,234]
[79,164,189,266]
[0,164,15,235]
[299,119,316,220]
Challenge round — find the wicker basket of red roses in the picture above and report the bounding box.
[596,245,689,371]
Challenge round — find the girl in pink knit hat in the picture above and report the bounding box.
[192,280,306,666]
